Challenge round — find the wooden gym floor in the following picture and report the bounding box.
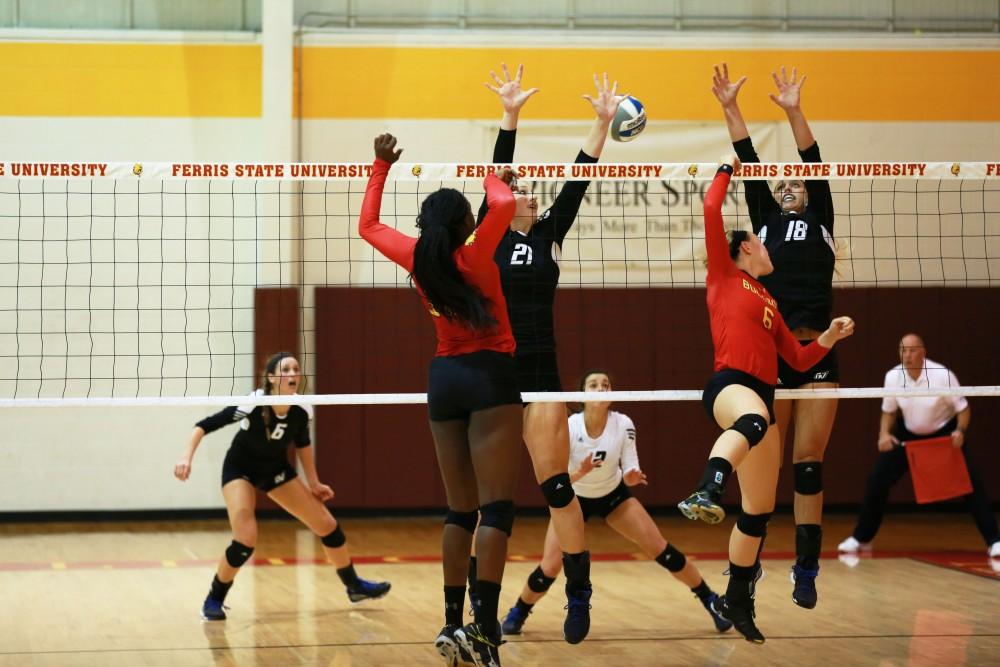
[1,512,998,666]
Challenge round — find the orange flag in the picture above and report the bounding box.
[904,436,973,504]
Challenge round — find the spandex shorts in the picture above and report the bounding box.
[427,350,521,421]
[702,368,776,425]
[578,480,633,521]
[777,342,840,389]
[221,448,297,491]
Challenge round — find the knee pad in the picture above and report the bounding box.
[656,543,687,573]
[729,414,768,448]
[444,509,479,533]
[526,565,557,593]
[794,462,823,495]
[225,540,254,568]
[540,473,575,509]
[478,500,516,536]
[736,512,771,538]
[320,525,346,548]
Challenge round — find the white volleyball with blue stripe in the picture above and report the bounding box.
[610,95,646,142]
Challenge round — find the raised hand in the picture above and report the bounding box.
[484,62,539,114]
[623,468,648,486]
[819,316,855,348]
[373,133,402,164]
[711,62,747,108]
[582,72,625,123]
[769,65,806,111]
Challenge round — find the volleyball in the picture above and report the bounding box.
[610,95,646,142]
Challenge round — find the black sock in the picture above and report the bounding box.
[795,524,823,570]
[515,596,534,615]
[468,556,477,596]
[444,585,465,627]
[337,563,360,588]
[690,579,712,603]
[562,551,592,593]
[210,574,233,602]
[475,580,502,637]
[726,562,758,606]
[697,457,733,495]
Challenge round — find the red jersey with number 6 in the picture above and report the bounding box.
[704,167,830,385]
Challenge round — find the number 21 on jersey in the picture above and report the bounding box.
[510,243,533,265]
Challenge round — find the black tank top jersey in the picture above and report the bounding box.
[477,128,598,355]
[733,137,836,331]
[196,389,313,464]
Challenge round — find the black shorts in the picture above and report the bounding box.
[578,480,633,521]
[777,342,840,388]
[427,350,522,421]
[515,351,563,397]
[702,368,776,425]
[221,449,297,492]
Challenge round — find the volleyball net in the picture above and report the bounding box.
[1,160,998,407]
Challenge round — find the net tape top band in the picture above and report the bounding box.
[1,161,998,181]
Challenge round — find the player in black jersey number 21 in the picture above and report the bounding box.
[174,352,390,620]
[713,62,839,610]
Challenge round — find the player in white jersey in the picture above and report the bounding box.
[500,371,732,636]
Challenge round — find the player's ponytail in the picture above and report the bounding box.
[411,188,497,332]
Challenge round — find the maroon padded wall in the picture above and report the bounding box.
[313,286,1000,510]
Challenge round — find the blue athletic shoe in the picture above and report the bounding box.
[201,594,228,621]
[501,605,529,635]
[790,564,819,609]
[563,585,592,644]
[702,592,733,632]
[347,577,392,603]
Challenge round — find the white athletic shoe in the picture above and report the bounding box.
[988,541,1000,558]
[837,536,872,553]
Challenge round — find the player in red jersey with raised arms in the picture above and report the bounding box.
[677,156,854,643]
[359,134,520,667]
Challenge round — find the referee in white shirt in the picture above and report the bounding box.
[839,333,1000,557]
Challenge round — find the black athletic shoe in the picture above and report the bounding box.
[435,624,476,667]
[347,577,391,603]
[717,595,765,644]
[455,622,503,667]
[702,592,734,632]
[500,605,529,635]
[201,594,228,621]
[677,489,725,525]
[790,564,819,609]
[563,585,592,644]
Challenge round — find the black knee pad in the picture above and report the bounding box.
[321,525,346,548]
[656,543,687,573]
[729,414,768,448]
[444,509,479,533]
[540,473,575,509]
[478,500,516,536]
[736,512,771,538]
[526,565,556,593]
[225,540,254,568]
[794,462,823,495]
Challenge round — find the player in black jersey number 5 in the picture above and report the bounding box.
[174,352,390,620]
[713,62,838,610]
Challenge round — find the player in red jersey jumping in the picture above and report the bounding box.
[677,156,854,644]
[359,134,519,667]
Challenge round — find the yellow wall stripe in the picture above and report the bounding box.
[299,46,1000,122]
[0,42,260,117]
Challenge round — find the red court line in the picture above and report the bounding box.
[1,550,997,579]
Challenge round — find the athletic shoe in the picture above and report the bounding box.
[677,489,725,525]
[201,595,228,621]
[468,588,480,617]
[455,622,503,667]
[500,605,529,635]
[563,585,592,644]
[790,564,819,609]
[836,536,872,553]
[716,595,764,644]
[701,592,733,632]
[435,624,476,667]
[989,541,1000,558]
[347,577,392,603]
